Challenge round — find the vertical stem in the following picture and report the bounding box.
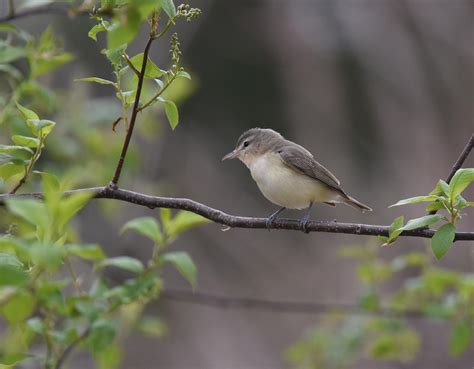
[110,36,155,186]
[8,0,15,17]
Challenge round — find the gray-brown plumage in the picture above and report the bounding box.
[223,128,371,231]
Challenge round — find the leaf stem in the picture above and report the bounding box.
[9,133,44,194]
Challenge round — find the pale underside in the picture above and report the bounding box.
[246,152,344,210]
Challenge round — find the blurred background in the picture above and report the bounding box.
[1,0,473,368]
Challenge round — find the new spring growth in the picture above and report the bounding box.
[170,33,181,66]
[177,4,202,22]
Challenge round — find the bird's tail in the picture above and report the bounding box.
[342,194,372,212]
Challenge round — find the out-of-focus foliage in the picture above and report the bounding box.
[0,1,204,368]
[286,243,474,368]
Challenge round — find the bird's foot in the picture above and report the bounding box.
[266,215,277,231]
[265,207,286,231]
[299,214,311,233]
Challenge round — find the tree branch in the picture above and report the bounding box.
[0,4,70,22]
[1,186,473,241]
[162,289,426,318]
[0,3,113,23]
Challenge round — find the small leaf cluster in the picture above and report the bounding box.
[381,168,474,259]
[0,103,56,192]
[78,0,200,131]
[0,24,73,125]
[287,244,474,368]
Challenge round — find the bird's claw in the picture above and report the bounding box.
[299,215,311,233]
[266,216,276,231]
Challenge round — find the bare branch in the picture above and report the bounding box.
[162,289,426,318]
[0,4,70,22]
[0,3,113,23]
[1,186,473,241]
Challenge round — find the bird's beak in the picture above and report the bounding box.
[222,149,240,161]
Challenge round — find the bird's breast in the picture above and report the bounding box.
[248,152,336,209]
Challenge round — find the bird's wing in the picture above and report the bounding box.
[278,144,343,192]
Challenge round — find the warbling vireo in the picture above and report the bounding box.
[222,128,372,232]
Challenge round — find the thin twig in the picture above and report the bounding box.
[162,289,425,318]
[54,327,90,369]
[429,133,474,215]
[110,36,155,186]
[1,186,473,241]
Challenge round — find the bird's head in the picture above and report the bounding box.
[222,128,283,166]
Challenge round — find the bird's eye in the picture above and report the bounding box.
[243,141,250,147]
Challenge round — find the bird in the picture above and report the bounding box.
[222,128,372,232]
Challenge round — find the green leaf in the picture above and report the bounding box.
[88,23,108,41]
[0,253,28,287]
[389,195,439,207]
[35,171,61,194]
[0,46,28,63]
[383,216,404,245]
[163,99,179,129]
[431,223,456,260]
[57,192,93,232]
[430,179,450,196]
[128,53,165,78]
[425,202,445,212]
[161,251,197,287]
[166,211,210,238]
[176,70,191,79]
[15,102,39,121]
[121,217,163,244]
[87,319,116,354]
[31,52,74,78]
[102,45,126,67]
[160,208,171,231]
[0,163,24,181]
[398,214,444,231]
[98,256,144,273]
[6,198,49,230]
[1,290,36,324]
[0,64,23,80]
[66,244,106,261]
[74,77,116,85]
[161,0,177,18]
[26,119,56,138]
[11,135,40,148]
[359,290,379,312]
[0,144,34,155]
[29,243,65,271]
[137,316,167,337]
[450,319,472,356]
[449,168,474,201]
[107,8,141,49]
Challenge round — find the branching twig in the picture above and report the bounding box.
[1,186,473,241]
[162,289,425,318]
[110,34,155,186]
